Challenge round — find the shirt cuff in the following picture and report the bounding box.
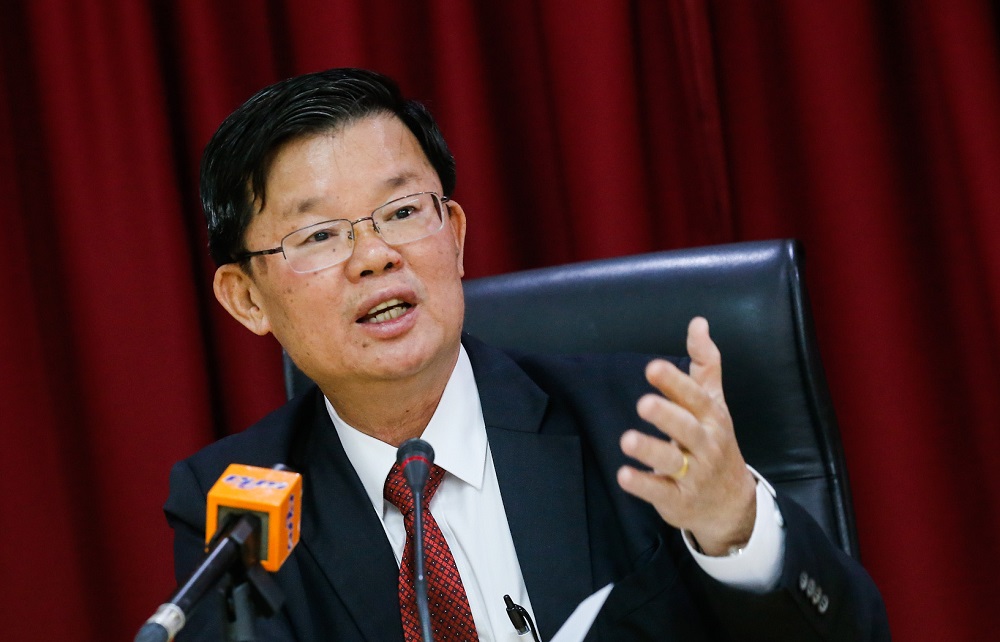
[681,465,785,593]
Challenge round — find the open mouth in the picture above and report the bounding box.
[357,298,413,324]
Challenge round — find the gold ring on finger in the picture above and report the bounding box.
[672,451,690,480]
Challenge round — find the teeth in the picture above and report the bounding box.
[369,306,407,323]
[363,298,410,323]
[366,298,403,316]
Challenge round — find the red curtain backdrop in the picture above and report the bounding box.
[2,1,998,639]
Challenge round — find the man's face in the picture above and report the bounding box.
[216,114,467,392]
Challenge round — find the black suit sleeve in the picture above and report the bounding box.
[693,494,891,641]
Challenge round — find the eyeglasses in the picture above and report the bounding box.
[235,191,449,273]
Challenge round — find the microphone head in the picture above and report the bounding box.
[396,439,435,494]
[396,438,435,464]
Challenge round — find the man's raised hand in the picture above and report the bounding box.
[617,317,757,556]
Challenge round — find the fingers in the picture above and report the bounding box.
[643,358,718,430]
[617,317,755,549]
[686,317,724,398]
[617,430,688,513]
[616,464,682,510]
[636,391,706,451]
[617,429,696,531]
[620,428,690,478]
[642,317,726,424]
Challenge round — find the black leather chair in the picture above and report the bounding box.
[283,239,860,559]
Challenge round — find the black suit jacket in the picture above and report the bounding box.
[165,335,889,640]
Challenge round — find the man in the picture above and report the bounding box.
[165,68,888,640]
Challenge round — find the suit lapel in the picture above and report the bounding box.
[294,395,403,641]
[287,340,604,640]
[466,337,595,640]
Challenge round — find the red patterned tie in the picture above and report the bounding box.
[384,462,479,641]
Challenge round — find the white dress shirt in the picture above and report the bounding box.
[326,346,784,640]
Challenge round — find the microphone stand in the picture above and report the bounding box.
[134,515,285,642]
[222,563,285,642]
[412,488,434,642]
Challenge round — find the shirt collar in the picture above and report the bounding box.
[325,345,487,517]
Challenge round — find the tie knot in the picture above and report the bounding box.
[384,461,446,514]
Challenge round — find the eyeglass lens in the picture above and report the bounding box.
[282,192,445,273]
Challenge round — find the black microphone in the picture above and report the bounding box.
[397,438,435,642]
[398,437,434,493]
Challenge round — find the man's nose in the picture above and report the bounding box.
[346,218,402,279]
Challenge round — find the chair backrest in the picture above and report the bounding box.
[283,239,860,558]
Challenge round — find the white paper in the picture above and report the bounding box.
[547,583,614,642]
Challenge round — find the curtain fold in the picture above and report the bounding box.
[2,1,997,639]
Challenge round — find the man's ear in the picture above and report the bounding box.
[213,264,272,336]
[445,199,467,278]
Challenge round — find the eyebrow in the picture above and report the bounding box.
[281,171,429,219]
[289,196,323,216]
[380,171,422,192]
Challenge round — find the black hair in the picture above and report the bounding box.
[200,68,456,267]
